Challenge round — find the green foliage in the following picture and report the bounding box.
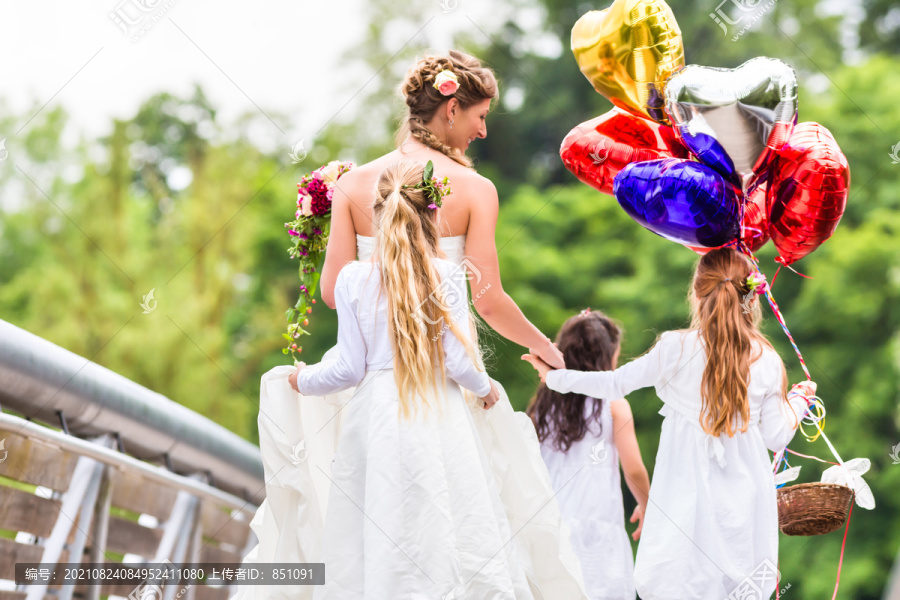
[0,93,328,443]
[1,0,898,595]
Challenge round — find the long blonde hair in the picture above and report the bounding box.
[395,50,499,167]
[690,248,789,437]
[374,160,482,420]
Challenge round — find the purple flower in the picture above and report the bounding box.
[288,229,300,236]
[299,232,309,240]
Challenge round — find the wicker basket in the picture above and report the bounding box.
[777,482,854,536]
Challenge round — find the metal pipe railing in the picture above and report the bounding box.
[0,319,264,501]
[0,414,255,513]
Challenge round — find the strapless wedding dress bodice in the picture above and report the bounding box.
[356,233,467,264]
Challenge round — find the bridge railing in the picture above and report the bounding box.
[0,319,264,600]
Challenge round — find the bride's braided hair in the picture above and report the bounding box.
[396,50,499,168]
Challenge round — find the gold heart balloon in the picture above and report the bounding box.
[572,0,684,124]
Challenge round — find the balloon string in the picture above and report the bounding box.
[739,243,812,380]
[775,258,815,279]
[784,448,838,466]
[740,245,849,599]
[770,265,782,288]
[775,559,780,600]
[832,501,853,600]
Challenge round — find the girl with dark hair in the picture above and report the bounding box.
[527,309,650,600]
[523,248,816,600]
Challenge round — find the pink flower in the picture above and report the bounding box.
[299,194,313,216]
[747,272,769,295]
[433,70,459,96]
[288,229,300,236]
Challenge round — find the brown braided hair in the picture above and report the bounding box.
[395,50,499,168]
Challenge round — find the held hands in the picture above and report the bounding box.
[629,504,645,541]
[480,381,501,410]
[521,353,554,383]
[289,362,306,394]
[531,337,565,370]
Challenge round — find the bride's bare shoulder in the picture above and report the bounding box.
[448,168,497,204]
[331,158,387,205]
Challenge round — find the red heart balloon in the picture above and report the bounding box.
[685,183,769,255]
[768,122,850,266]
[560,108,689,196]
[742,183,770,253]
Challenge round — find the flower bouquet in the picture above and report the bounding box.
[283,160,354,361]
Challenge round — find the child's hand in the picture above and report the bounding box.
[790,380,817,400]
[480,381,500,410]
[629,504,645,541]
[521,354,554,382]
[289,362,306,393]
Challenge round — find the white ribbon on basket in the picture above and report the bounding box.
[772,393,874,510]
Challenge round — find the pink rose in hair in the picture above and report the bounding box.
[433,70,459,96]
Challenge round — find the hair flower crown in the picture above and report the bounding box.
[402,160,452,209]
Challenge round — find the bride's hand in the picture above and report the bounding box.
[521,354,554,383]
[531,338,565,370]
[289,362,306,393]
[480,381,500,410]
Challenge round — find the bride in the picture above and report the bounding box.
[232,51,587,599]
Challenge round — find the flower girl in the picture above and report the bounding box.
[524,248,816,600]
[289,159,565,599]
[527,309,650,600]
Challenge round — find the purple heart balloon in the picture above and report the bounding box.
[613,158,741,247]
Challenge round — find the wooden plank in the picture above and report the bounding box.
[0,485,59,537]
[70,575,200,598]
[71,579,146,598]
[0,591,56,600]
[195,585,231,600]
[0,431,76,492]
[199,543,242,564]
[106,515,163,558]
[0,536,68,581]
[109,467,176,521]
[200,502,251,549]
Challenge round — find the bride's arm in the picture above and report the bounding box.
[320,190,357,309]
[463,177,565,369]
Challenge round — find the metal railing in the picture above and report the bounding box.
[0,318,264,600]
[0,319,264,500]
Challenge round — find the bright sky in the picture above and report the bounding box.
[1,0,509,155]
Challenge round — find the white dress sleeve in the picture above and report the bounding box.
[295,267,366,395]
[545,331,673,399]
[439,263,491,397]
[758,351,807,452]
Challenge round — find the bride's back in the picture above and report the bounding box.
[336,146,482,238]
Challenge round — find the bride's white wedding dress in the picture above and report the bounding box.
[231,235,589,600]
